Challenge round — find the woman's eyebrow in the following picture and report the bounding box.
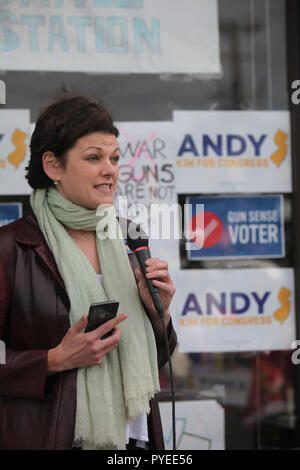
[82,146,120,153]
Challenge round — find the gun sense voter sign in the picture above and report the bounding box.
[186,195,284,260]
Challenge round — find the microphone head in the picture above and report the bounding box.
[126,224,149,251]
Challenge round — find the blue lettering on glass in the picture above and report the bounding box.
[107,17,128,53]
[203,134,222,157]
[206,293,226,315]
[0,10,19,52]
[181,292,270,316]
[21,0,64,6]
[251,292,270,313]
[21,0,50,5]
[134,18,160,53]
[49,16,68,52]
[177,134,199,157]
[93,0,114,7]
[92,0,143,6]
[75,0,85,6]
[117,0,143,7]
[231,293,250,314]
[93,0,114,6]
[227,135,246,156]
[177,134,268,158]
[95,17,104,52]
[21,15,44,52]
[247,134,267,156]
[181,293,203,316]
[68,16,91,53]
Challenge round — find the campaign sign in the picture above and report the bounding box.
[0,203,22,227]
[174,111,292,193]
[0,109,31,195]
[115,120,180,270]
[186,195,284,260]
[176,268,296,353]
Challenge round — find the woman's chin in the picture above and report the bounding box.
[94,195,115,208]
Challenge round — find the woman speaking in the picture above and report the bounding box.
[0,95,177,450]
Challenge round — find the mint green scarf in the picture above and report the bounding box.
[30,187,160,450]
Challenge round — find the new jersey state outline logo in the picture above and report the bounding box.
[273,286,291,324]
[0,129,27,170]
[270,129,288,168]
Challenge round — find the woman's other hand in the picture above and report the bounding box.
[135,258,176,327]
[47,313,127,374]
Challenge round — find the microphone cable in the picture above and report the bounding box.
[158,302,176,451]
[126,232,176,451]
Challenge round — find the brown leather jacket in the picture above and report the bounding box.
[0,209,177,450]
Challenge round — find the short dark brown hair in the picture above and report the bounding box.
[26,94,119,189]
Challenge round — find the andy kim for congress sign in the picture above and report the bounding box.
[175,268,295,353]
[174,111,292,193]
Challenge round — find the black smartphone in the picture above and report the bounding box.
[85,300,119,337]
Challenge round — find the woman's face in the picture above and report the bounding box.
[56,132,120,209]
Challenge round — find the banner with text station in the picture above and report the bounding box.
[0,0,220,75]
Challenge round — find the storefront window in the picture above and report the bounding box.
[0,0,296,450]
[159,0,294,450]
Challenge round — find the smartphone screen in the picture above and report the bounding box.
[85,300,119,335]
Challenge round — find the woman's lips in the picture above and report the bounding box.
[94,184,112,192]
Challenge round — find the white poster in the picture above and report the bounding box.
[0,0,221,75]
[175,268,296,353]
[0,109,31,195]
[116,121,180,270]
[194,368,252,407]
[25,120,181,269]
[159,400,225,450]
[174,111,292,193]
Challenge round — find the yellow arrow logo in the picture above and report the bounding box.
[273,286,291,324]
[7,129,27,169]
[270,129,288,168]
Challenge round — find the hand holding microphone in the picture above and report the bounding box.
[126,227,177,451]
[126,232,175,325]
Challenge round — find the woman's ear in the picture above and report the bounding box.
[42,151,63,183]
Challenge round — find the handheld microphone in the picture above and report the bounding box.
[126,233,164,319]
[126,226,176,451]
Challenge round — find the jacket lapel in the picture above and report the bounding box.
[13,210,138,295]
[13,209,67,294]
